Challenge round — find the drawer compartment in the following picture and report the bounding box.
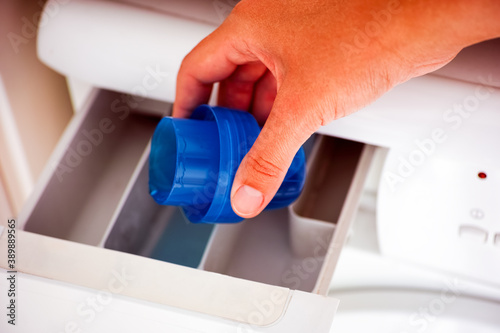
[102,149,214,268]
[22,90,165,246]
[201,136,375,294]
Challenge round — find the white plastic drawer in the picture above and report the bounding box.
[2,89,377,332]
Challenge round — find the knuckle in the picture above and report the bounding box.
[178,51,196,75]
[373,67,396,92]
[245,153,285,180]
[316,103,339,126]
[305,98,341,128]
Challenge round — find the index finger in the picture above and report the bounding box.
[173,29,257,118]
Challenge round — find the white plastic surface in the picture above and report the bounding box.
[318,75,500,148]
[0,227,339,332]
[0,75,34,213]
[288,206,335,259]
[118,0,236,26]
[329,154,500,333]
[0,267,338,333]
[330,289,500,333]
[375,78,500,288]
[330,195,500,301]
[37,0,217,103]
[0,175,13,220]
[20,90,161,244]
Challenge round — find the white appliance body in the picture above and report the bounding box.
[1,0,499,332]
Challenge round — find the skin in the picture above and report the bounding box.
[173,0,500,218]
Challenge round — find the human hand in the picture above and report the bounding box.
[173,0,500,218]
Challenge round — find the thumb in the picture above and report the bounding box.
[230,93,319,218]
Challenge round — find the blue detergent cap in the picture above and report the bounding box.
[149,105,306,223]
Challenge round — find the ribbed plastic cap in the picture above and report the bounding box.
[149,105,306,223]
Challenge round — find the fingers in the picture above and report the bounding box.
[173,76,214,119]
[218,62,268,111]
[250,70,277,125]
[173,27,254,118]
[173,36,235,118]
[230,89,320,218]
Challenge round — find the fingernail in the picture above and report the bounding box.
[232,185,264,217]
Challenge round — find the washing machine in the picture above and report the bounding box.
[1,1,499,332]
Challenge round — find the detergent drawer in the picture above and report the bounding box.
[200,135,375,295]
[7,88,376,332]
[20,89,163,246]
